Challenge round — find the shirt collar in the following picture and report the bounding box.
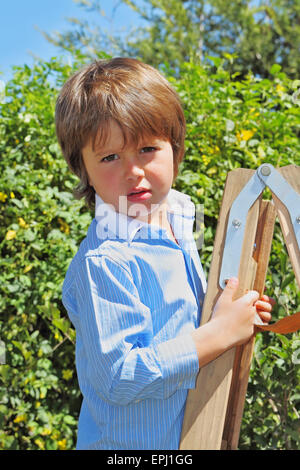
[95,189,195,244]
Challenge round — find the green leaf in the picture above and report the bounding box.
[281,272,295,290]
[270,64,282,75]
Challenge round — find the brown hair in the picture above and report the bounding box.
[55,57,186,208]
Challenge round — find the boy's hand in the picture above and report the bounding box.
[211,278,260,347]
[191,278,275,368]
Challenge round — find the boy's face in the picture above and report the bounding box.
[82,120,174,224]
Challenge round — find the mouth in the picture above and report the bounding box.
[127,188,152,202]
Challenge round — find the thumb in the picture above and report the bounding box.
[213,277,239,317]
[220,277,239,300]
[225,277,239,290]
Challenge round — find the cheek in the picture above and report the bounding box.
[90,166,121,195]
[82,154,97,186]
[86,166,101,188]
[154,155,174,184]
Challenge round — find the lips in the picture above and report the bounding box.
[127,188,152,202]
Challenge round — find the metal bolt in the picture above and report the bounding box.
[232,219,242,228]
[296,216,300,224]
[260,165,271,176]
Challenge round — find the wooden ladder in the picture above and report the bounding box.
[180,164,300,450]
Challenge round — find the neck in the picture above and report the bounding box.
[145,200,178,245]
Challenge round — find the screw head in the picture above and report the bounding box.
[260,165,271,176]
[232,219,242,228]
[296,216,300,224]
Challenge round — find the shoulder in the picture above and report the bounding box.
[65,218,135,281]
[62,222,142,316]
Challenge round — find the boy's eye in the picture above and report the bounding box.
[140,147,156,154]
[101,154,118,162]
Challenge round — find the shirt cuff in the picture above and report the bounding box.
[154,333,199,397]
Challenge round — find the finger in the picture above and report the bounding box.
[256,309,272,323]
[221,277,239,298]
[243,290,260,305]
[226,277,239,289]
[255,300,273,312]
[260,295,276,306]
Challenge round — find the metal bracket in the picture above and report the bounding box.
[219,164,300,289]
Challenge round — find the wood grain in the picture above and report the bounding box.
[180,164,300,450]
[222,200,276,450]
[180,168,259,450]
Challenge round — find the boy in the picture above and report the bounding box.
[56,58,272,450]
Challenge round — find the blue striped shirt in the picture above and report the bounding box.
[62,189,206,450]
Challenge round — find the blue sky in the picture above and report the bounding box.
[0,0,141,83]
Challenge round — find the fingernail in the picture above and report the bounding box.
[229,277,238,287]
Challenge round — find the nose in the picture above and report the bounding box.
[123,156,145,180]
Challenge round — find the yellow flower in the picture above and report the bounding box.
[276,84,285,95]
[0,192,7,202]
[207,146,220,154]
[237,129,255,142]
[62,369,73,381]
[18,217,29,228]
[57,438,67,450]
[41,428,52,436]
[23,265,33,273]
[207,166,217,176]
[55,331,62,341]
[34,438,45,450]
[58,217,70,234]
[202,154,211,165]
[10,192,15,198]
[5,230,17,241]
[249,108,260,117]
[14,414,27,423]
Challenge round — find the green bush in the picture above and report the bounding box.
[0,55,299,449]
[174,59,300,449]
[0,57,93,450]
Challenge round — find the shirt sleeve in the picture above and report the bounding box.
[72,254,199,406]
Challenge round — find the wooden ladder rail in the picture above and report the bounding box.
[179,164,300,450]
